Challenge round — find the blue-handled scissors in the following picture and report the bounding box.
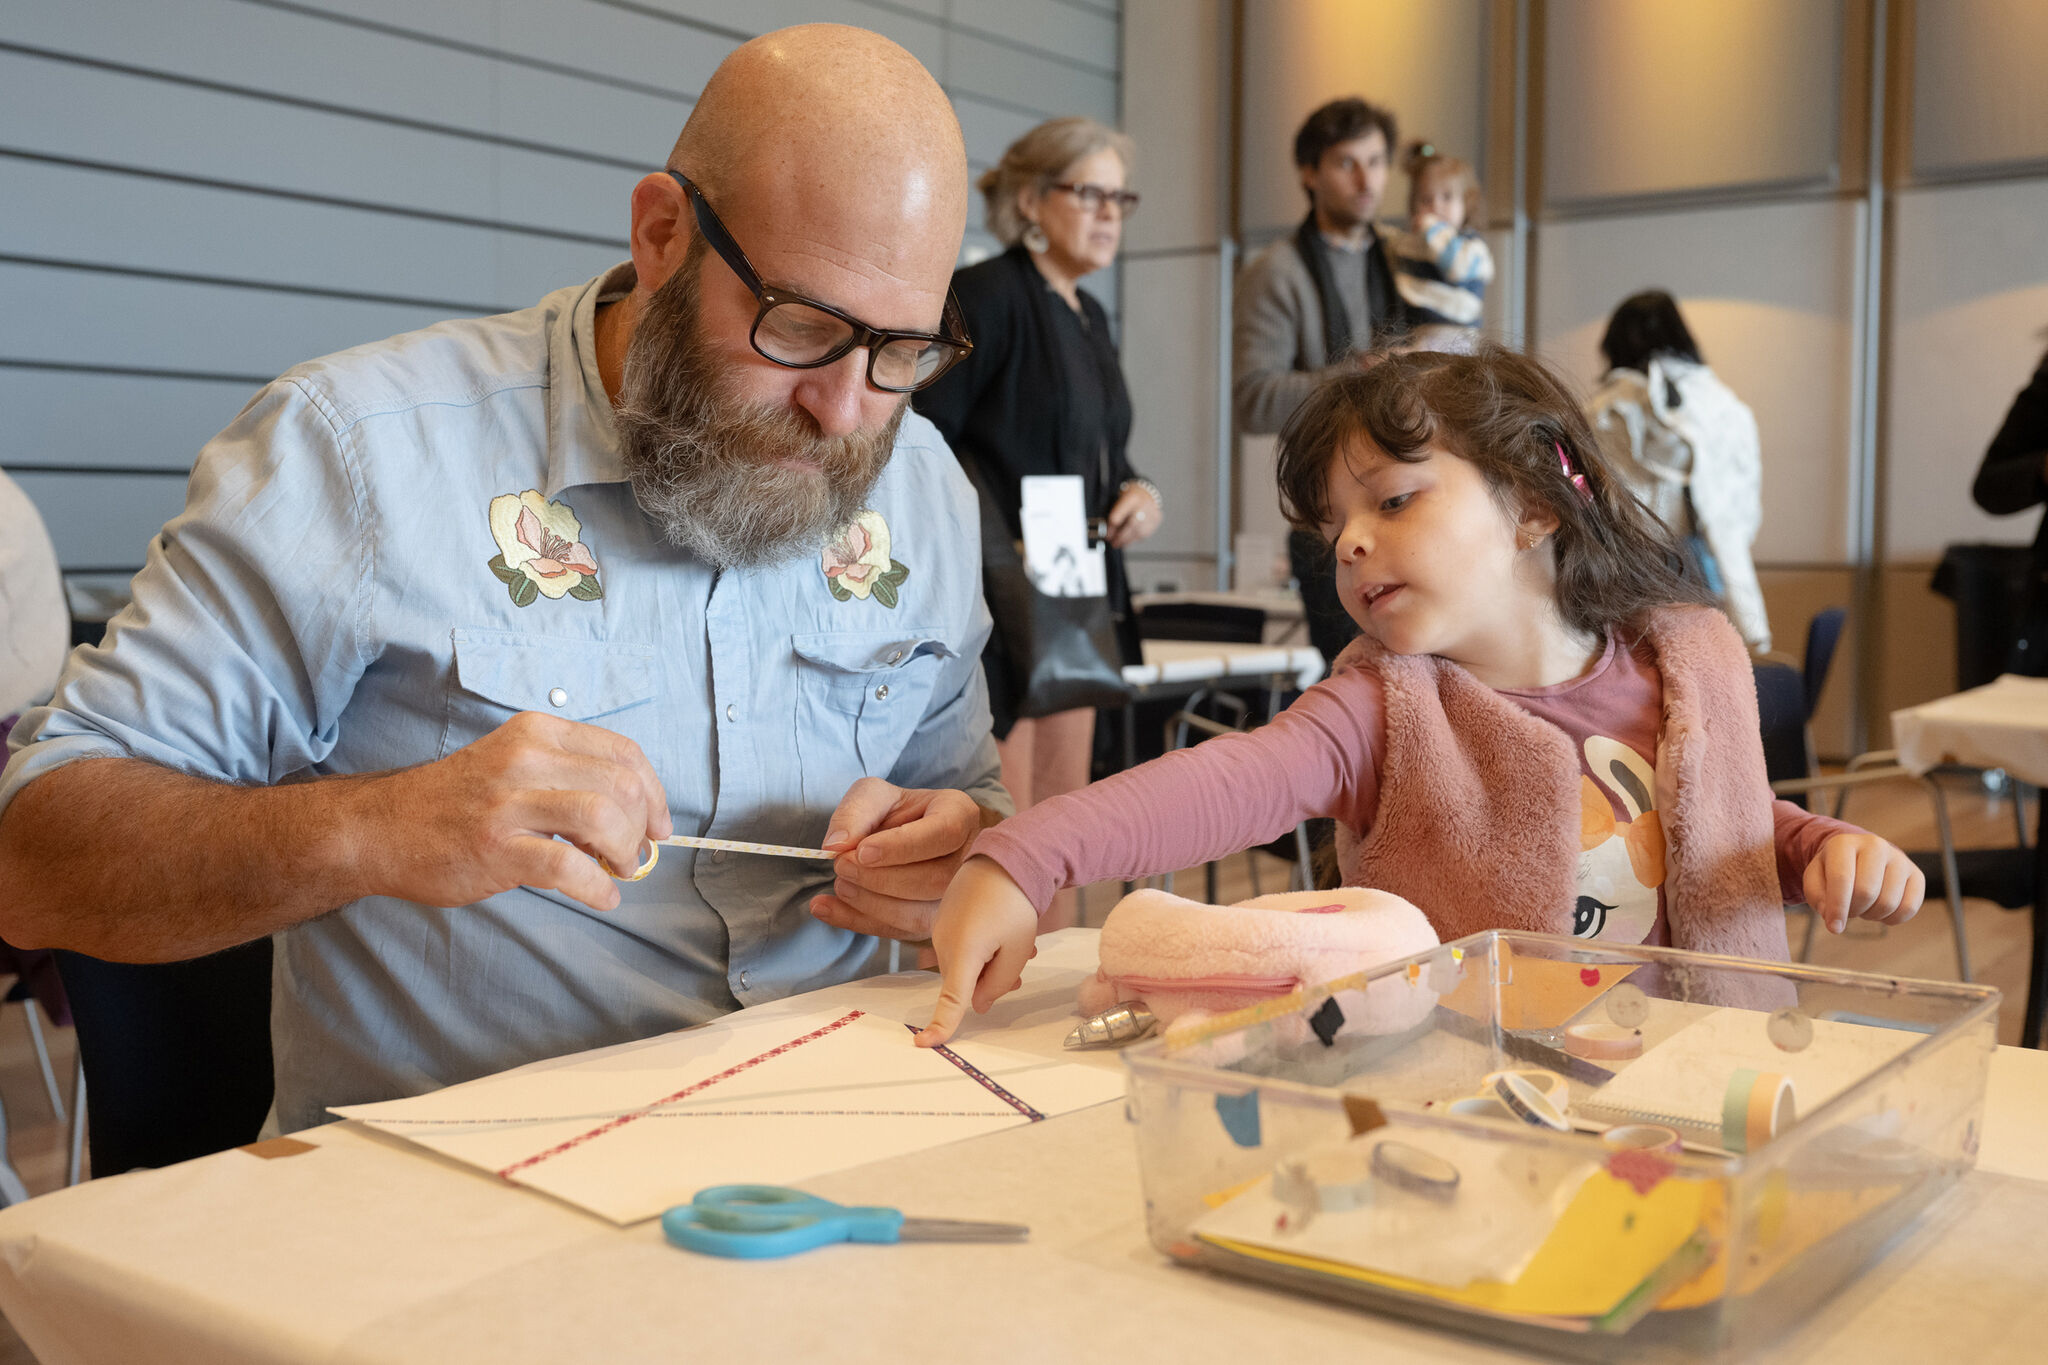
[662,1185,1029,1260]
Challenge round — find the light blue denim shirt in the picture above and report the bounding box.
[0,265,1006,1131]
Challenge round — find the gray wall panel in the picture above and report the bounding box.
[7,0,692,167]
[0,51,631,241]
[10,470,189,570]
[0,158,620,310]
[946,32,1117,122]
[0,371,262,473]
[279,0,733,99]
[2,262,471,378]
[5,0,1121,572]
[950,0,1119,70]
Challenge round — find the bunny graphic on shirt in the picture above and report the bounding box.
[1573,735,1666,942]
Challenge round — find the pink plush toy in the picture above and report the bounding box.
[1079,886,1442,1038]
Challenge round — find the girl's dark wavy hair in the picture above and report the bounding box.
[1274,343,1718,638]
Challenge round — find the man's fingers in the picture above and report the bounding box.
[497,720,671,842]
[834,854,957,904]
[508,835,621,913]
[822,777,901,852]
[808,893,931,942]
[851,791,978,867]
[826,876,938,936]
[518,788,645,877]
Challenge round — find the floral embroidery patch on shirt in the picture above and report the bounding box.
[822,509,909,609]
[487,490,603,607]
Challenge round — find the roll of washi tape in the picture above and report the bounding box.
[1481,1069,1570,1116]
[1492,1070,1571,1132]
[1370,1140,1460,1200]
[1722,1069,1796,1153]
[1601,1123,1683,1156]
[1296,1146,1378,1211]
[1448,1095,1515,1121]
[1564,1022,1646,1060]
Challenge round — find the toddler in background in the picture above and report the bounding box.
[919,345,1922,1044]
[1386,143,1493,330]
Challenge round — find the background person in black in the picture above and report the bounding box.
[1974,343,2048,675]
[916,116,1162,927]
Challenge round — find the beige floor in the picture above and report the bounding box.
[0,771,2034,1361]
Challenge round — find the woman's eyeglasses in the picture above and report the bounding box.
[666,169,973,394]
[1048,182,1141,216]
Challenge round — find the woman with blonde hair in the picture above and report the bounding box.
[916,116,1162,926]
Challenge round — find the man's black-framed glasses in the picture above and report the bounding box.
[667,170,972,393]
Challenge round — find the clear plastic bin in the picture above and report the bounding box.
[1121,930,1999,1360]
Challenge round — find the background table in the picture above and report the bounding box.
[1895,675,2048,1045]
[4,930,2048,1364]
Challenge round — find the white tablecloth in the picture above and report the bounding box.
[4,930,2048,1364]
[1893,674,2048,787]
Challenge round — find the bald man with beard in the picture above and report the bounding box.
[0,26,1011,1131]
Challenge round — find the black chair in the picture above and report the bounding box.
[53,940,275,1176]
[1754,661,1810,797]
[1134,602,1267,644]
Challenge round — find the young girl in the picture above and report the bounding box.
[918,346,1922,1045]
[1386,143,1493,330]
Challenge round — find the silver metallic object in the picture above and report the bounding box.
[1063,1001,1158,1050]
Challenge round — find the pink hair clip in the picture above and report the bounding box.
[1556,442,1594,505]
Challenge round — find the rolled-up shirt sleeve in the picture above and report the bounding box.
[0,377,369,815]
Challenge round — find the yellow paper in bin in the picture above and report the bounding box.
[1199,1167,1715,1321]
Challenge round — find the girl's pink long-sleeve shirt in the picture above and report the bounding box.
[972,634,1854,942]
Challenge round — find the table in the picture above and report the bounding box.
[1132,589,1306,645]
[4,929,2048,1364]
[1894,675,2048,1046]
[1124,638,1324,694]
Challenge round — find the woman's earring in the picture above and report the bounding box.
[1022,221,1050,254]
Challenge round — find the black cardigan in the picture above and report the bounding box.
[915,246,1141,539]
[914,247,1146,732]
[1973,350,2048,674]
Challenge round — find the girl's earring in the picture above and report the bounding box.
[1022,221,1050,254]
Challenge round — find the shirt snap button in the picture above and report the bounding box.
[725,703,737,722]
[888,649,903,664]
[547,687,568,708]
[874,683,890,701]
[738,970,752,990]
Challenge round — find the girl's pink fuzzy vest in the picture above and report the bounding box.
[1332,605,1791,962]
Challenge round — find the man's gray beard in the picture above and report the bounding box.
[614,255,905,569]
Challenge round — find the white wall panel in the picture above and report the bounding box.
[1120,253,1219,563]
[1238,0,1488,240]
[1885,178,2048,559]
[1911,0,2048,178]
[1531,198,1864,565]
[1541,0,1841,207]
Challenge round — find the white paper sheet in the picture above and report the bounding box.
[333,1008,1127,1224]
[1020,474,1107,597]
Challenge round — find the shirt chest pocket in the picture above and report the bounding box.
[442,628,663,763]
[790,630,953,810]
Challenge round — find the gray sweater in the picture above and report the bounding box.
[1231,230,1389,435]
